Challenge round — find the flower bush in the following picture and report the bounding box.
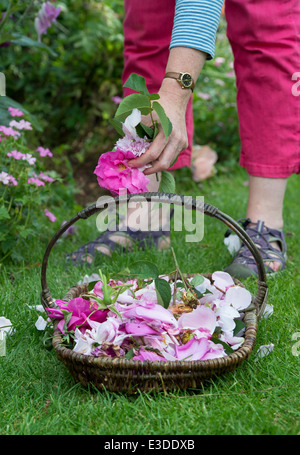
[45,252,252,362]
[0,106,76,263]
[1,0,125,170]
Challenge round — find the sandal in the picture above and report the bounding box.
[66,211,173,266]
[224,219,287,279]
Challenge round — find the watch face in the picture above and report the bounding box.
[181,73,192,88]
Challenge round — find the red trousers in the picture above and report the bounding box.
[123,0,300,178]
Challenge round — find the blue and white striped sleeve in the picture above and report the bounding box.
[170,0,224,60]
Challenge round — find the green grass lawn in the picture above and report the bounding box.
[0,163,299,435]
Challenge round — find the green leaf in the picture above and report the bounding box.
[233,318,246,336]
[61,310,72,332]
[109,118,125,137]
[125,348,135,359]
[18,228,34,239]
[128,261,159,279]
[190,275,205,287]
[152,101,172,138]
[135,122,154,139]
[123,73,150,95]
[115,93,151,120]
[211,338,234,355]
[10,33,57,57]
[155,277,172,309]
[88,281,100,292]
[109,305,123,320]
[158,170,176,193]
[81,294,107,309]
[0,207,10,220]
[148,93,160,100]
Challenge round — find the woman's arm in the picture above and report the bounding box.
[128,46,207,174]
[127,0,224,175]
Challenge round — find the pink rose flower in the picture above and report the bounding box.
[46,297,108,333]
[94,148,149,194]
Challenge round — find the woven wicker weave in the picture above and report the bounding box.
[41,193,268,393]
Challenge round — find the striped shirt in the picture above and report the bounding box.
[170,0,224,59]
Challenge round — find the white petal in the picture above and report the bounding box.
[122,108,141,139]
[0,316,13,335]
[35,316,47,331]
[224,234,241,256]
[262,304,273,319]
[225,285,252,311]
[254,343,274,361]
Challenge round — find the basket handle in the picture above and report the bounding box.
[40,192,268,317]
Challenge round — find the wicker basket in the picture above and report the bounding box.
[41,193,268,393]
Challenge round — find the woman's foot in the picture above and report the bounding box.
[225,219,287,279]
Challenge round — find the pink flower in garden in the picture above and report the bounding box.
[23,154,36,166]
[44,209,56,222]
[39,171,54,182]
[94,148,149,194]
[61,220,77,237]
[0,171,17,186]
[9,120,32,130]
[7,150,25,160]
[34,1,61,41]
[226,71,235,78]
[0,172,10,185]
[8,106,24,117]
[214,57,225,66]
[0,125,21,138]
[36,146,53,158]
[197,92,211,101]
[112,96,123,104]
[27,177,45,187]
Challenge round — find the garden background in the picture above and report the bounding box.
[0,1,299,436]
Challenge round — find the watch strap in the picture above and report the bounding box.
[164,72,195,91]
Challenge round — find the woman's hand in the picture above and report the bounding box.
[127,82,191,175]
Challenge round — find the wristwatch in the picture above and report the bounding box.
[164,72,195,91]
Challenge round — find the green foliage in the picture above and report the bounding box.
[115,73,173,141]
[0,110,77,263]
[1,0,125,169]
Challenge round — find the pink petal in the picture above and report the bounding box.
[178,305,216,335]
[212,271,235,292]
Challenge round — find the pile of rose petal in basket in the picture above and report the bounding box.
[45,267,252,362]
